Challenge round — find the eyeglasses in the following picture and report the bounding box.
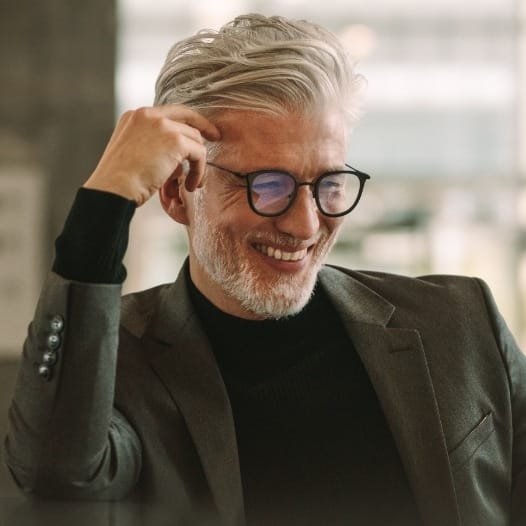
[206,162,371,217]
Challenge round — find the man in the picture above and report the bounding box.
[4,12,526,526]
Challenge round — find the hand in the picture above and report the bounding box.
[83,105,221,206]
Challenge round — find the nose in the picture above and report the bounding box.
[274,186,320,240]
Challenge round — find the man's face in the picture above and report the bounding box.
[186,109,346,319]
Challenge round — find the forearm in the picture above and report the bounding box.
[3,103,218,499]
[52,188,136,284]
[4,189,141,498]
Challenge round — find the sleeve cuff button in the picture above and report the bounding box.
[38,365,52,381]
[43,351,58,366]
[47,334,61,350]
[50,315,64,333]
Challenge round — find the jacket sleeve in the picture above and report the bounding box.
[3,272,142,499]
[475,278,526,525]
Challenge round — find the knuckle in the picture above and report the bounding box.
[118,110,136,126]
[168,129,184,147]
[133,106,156,123]
[121,110,134,120]
[135,106,151,116]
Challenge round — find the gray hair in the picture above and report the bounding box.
[154,13,365,126]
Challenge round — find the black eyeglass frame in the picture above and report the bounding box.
[206,161,371,218]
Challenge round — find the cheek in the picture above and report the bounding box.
[323,216,344,237]
[189,184,241,224]
[212,187,268,231]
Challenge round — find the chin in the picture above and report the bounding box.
[233,265,319,319]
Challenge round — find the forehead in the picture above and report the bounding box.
[211,109,346,169]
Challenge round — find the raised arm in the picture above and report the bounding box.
[3,105,220,499]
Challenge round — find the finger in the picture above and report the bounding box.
[166,120,208,145]
[167,135,207,192]
[156,104,221,141]
[185,155,206,192]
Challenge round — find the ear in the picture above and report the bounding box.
[159,168,190,225]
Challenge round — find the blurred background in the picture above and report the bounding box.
[119,0,526,347]
[0,0,525,493]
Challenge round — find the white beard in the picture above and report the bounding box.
[190,190,338,319]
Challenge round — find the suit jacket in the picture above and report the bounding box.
[4,263,526,526]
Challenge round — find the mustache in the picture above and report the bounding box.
[248,230,328,249]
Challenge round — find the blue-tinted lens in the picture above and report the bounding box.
[250,172,296,214]
[317,173,358,215]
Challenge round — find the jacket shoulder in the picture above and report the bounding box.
[325,264,487,311]
[328,263,480,289]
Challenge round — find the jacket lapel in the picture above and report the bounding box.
[140,263,461,526]
[320,266,460,526]
[147,269,244,526]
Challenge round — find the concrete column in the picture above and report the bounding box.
[0,0,116,264]
[0,0,116,355]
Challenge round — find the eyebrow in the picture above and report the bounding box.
[207,161,349,179]
[240,165,347,175]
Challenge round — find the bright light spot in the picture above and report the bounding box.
[339,24,378,61]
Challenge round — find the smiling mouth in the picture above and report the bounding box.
[253,243,308,262]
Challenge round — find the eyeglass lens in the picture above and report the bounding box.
[250,171,361,216]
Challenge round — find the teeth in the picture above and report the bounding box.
[255,244,307,262]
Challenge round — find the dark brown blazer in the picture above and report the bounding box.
[4,264,526,526]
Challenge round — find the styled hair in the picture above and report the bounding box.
[154,13,365,126]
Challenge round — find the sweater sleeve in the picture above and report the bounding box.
[52,188,136,284]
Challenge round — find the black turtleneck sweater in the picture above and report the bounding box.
[54,188,423,526]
